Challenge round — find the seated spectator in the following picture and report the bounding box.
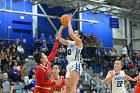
[28,68,35,79]
[47,35,54,44]
[15,38,20,48]
[11,48,17,60]
[17,44,25,60]
[14,61,20,71]
[34,34,40,43]
[7,61,12,71]
[28,75,36,91]
[0,72,14,93]
[19,65,26,77]
[137,51,140,66]
[52,65,66,93]
[16,56,25,66]
[124,55,132,70]
[0,49,5,71]
[34,34,41,52]
[129,61,135,76]
[39,33,46,42]
[58,45,66,59]
[79,85,84,93]
[40,41,49,55]
[8,65,21,82]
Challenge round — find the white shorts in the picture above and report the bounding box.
[65,61,83,78]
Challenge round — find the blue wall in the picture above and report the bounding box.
[37,4,77,40]
[0,0,32,50]
[82,12,113,48]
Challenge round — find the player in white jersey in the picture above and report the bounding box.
[58,14,83,93]
[104,60,140,93]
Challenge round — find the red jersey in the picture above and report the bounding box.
[135,72,140,93]
[137,72,140,84]
[52,76,66,92]
[34,39,59,93]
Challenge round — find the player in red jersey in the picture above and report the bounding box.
[34,32,62,93]
[52,65,66,93]
[134,70,140,93]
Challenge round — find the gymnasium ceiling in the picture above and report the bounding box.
[28,0,140,23]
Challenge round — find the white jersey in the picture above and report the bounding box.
[66,41,82,62]
[112,70,127,93]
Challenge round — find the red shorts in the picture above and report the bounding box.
[134,83,140,93]
[34,87,52,93]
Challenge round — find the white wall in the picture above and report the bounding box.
[132,27,140,50]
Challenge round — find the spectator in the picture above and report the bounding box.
[39,33,46,42]
[129,61,135,76]
[14,61,20,71]
[28,68,35,79]
[11,48,17,60]
[8,65,21,82]
[34,34,40,43]
[40,41,49,55]
[34,34,41,52]
[0,49,5,71]
[19,65,26,77]
[0,72,14,93]
[15,38,20,48]
[28,75,36,91]
[16,56,24,66]
[137,51,140,66]
[121,45,128,55]
[79,85,84,93]
[47,35,54,44]
[52,65,66,93]
[17,44,25,60]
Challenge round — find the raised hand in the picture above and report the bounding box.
[134,76,140,81]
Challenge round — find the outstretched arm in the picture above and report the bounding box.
[58,25,69,45]
[48,32,61,62]
[125,74,140,81]
[68,14,83,48]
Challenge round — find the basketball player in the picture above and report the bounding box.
[52,65,66,93]
[34,32,62,93]
[134,69,140,93]
[58,14,83,93]
[104,60,140,93]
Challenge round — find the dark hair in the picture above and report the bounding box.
[77,30,83,39]
[33,52,43,63]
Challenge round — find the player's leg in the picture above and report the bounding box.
[65,64,71,93]
[66,78,70,93]
[69,61,82,93]
[70,70,80,93]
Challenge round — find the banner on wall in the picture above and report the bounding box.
[110,18,119,28]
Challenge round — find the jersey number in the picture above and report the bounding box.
[67,49,71,55]
[117,81,123,87]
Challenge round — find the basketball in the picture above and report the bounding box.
[60,14,70,26]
